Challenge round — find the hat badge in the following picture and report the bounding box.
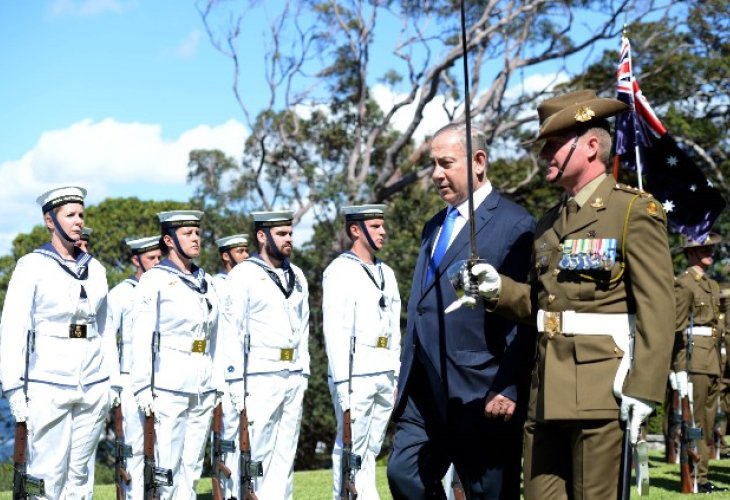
[574,105,595,123]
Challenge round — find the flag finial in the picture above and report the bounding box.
[622,23,628,37]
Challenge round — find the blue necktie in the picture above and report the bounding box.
[425,207,459,284]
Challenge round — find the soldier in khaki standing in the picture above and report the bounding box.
[468,89,675,498]
[672,233,728,493]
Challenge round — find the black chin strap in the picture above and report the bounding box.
[553,136,580,181]
[168,230,192,260]
[264,228,287,261]
[358,221,380,253]
[48,210,78,243]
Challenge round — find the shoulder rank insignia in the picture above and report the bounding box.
[646,200,659,217]
[590,197,604,209]
[575,106,595,122]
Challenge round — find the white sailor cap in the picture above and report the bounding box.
[341,204,386,221]
[251,210,294,228]
[36,186,87,213]
[216,234,249,251]
[80,227,93,241]
[157,210,204,230]
[125,236,161,255]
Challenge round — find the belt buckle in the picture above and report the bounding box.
[191,339,207,353]
[280,348,294,361]
[544,311,562,338]
[69,324,87,339]
[376,336,389,348]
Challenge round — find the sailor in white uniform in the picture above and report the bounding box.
[107,235,162,498]
[323,204,401,499]
[223,210,310,500]
[0,186,115,499]
[210,233,250,499]
[211,233,250,290]
[130,210,226,499]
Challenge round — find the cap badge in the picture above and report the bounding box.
[589,197,604,209]
[574,106,595,123]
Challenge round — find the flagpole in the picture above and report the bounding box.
[623,29,644,191]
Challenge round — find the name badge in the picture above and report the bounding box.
[280,348,294,361]
[376,336,389,348]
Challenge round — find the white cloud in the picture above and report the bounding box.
[370,84,450,142]
[48,0,132,17]
[0,118,247,253]
[169,29,202,59]
[503,71,570,101]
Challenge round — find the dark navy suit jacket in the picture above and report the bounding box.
[395,189,536,423]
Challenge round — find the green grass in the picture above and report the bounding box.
[2,454,730,499]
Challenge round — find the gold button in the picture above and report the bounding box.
[558,244,564,252]
[553,269,560,276]
[547,332,555,339]
[548,294,555,304]
[613,347,619,354]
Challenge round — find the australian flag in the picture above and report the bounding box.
[615,36,725,241]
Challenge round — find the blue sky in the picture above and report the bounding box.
[0,0,263,252]
[0,0,649,254]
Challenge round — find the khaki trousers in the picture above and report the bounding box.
[523,417,623,500]
[690,372,720,484]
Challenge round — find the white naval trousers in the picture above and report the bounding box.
[154,390,216,500]
[26,381,108,500]
[247,371,307,500]
[120,373,145,499]
[218,389,240,499]
[329,372,396,500]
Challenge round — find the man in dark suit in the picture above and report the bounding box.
[387,123,536,499]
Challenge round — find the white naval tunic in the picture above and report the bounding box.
[221,255,310,500]
[0,246,113,500]
[105,277,145,499]
[322,252,401,500]
[130,260,225,500]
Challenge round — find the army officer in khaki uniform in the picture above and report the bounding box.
[672,233,728,493]
[469,89,675,499]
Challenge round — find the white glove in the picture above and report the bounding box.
[109,386,122,408]
[668,371,678,390]
[135,390,154,417]
[335,383,350,411]
[675,371,689,399]
[471,263,501,299]
[8,389,29,423]
[228,381,246,413]
[620,395,654,444]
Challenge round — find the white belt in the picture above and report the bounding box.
[537,310,635,398]
[356,336,391,349]
[158,336,209,354]
[687,326,715,337]
[249,345,298,362]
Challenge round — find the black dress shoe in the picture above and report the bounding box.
[698,481,729,493]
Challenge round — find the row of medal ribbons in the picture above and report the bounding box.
[559,238,618,271]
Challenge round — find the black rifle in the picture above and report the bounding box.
[211,403,234,500]
[240,303,263,500]
[113,404,132,500]
[13,289,44,499]
[666,384,681,464]
[143,293,173,500]
[680,306,702,493]
[340,324,362,499]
